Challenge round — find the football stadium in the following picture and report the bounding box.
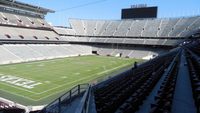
[0,0,200,113]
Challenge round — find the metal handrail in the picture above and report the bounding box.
[75,85,92,113]
[38,83,89,113]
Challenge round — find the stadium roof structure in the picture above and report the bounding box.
[0,0,55,18]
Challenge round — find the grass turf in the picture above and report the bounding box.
[0,55,142,106]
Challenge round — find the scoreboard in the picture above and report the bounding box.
[121,6,158,19]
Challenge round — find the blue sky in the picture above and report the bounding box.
[19,0,200,26]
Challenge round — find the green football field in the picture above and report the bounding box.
[0,55,142,106]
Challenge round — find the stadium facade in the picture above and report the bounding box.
[0,0,200,113]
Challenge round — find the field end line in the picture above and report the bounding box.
[0,89,37,101]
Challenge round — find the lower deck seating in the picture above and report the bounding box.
[115,64,166,113]
[150,54,180,113]
[185,48,200,113]
[92,45,167,59]
[0,101,25,113]
[94,50,178,113]
[0,101,15,109]
[0,44,92,65]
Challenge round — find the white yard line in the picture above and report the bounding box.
[0,82,38,94]
[31,63,132,101]
[39,63,129,94]
[1,62,132,102]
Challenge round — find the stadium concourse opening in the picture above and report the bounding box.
[0,0,200,113]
